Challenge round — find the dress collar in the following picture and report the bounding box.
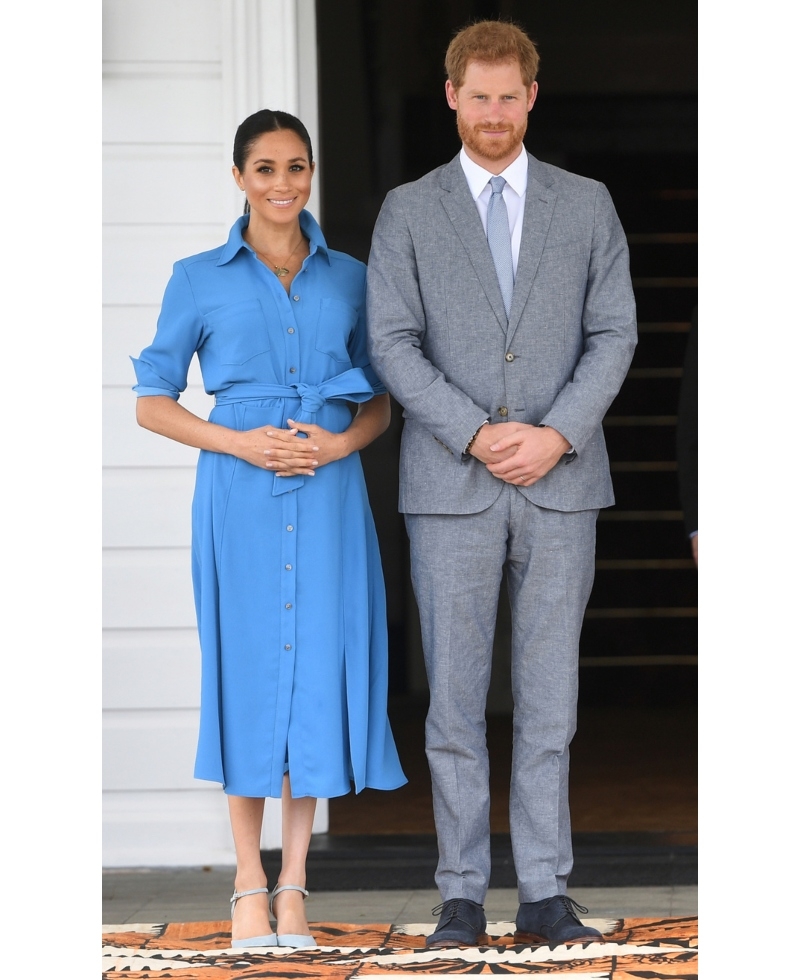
[216,210,331,266]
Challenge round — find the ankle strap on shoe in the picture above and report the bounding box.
[269,884,309,917]
[230,886,270,915]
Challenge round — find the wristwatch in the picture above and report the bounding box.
[464,420,489,455]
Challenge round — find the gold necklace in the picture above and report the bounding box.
[252,237,307,278]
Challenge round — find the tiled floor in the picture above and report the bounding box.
[102,866,697,926]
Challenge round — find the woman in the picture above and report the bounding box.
[132,109,406,948]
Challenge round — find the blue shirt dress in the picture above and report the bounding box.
[132,211,407,799]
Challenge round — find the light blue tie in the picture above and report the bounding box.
[486,175,513,318]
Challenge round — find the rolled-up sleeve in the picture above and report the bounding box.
[131,262,204,399]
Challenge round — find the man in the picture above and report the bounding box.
[366,21,636,949]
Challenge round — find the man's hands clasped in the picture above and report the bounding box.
[468,421,570,487]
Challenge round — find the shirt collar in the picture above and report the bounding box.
[459,144,529,201]
[216,210,331,266]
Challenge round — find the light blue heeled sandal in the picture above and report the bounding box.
[269,884,318,948]
[229,886,278,947]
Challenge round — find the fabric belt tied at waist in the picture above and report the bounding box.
[214,368,376,495]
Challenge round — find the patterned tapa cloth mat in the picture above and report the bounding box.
[102,916,698,977]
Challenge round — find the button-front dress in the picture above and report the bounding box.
[132,211,407,799]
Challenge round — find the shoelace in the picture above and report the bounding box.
[550,895,590,923]
[430,899,484,924]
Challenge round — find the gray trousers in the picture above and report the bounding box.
[405,484,598,904]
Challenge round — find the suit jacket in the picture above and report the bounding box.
[366,151,637,515]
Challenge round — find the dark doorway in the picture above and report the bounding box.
[314,1,697,859]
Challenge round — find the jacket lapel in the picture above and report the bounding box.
[506,153,557,348]
[439,158,509,334]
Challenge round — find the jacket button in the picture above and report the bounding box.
[505,352,515,362]
[498,406,508,417]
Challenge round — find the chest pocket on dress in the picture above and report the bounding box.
[206,299,271,365]
[314,298,357,365]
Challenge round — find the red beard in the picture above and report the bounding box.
[457,112,527,162]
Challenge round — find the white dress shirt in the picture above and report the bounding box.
[459,144,528,275]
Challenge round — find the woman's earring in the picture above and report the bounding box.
[243,198,250,215]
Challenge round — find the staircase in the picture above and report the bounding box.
[572,154,698,704]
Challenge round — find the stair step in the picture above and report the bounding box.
[627,233,697,244]
[585,607,697,618]
[605,470,679,510]
[589,568,697,606]
[632,287,697,320]
[581,618,696,657]
[595,559,694,569]
[636,321,690,333]
[603,425,679,460]
[599,510,682,520]
[580,654,697,665]
[627,368,683,378]
[604,415,677,425]
[630,241,697,277]
[610,378,682,415]
[610,461,677,471]
[632,276,698,287]
[629,330,690,367]
[597,519,690,559]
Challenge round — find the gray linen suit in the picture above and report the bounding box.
[366,151,637,903]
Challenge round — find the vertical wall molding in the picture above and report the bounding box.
[221,0,320,223]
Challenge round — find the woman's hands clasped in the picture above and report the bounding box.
[236,418,347,476]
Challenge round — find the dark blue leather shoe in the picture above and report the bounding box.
[426,898,488,948]
[514,895,603,948]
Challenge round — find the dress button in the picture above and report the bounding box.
[293,295,300,302]
[285,563,292,570]
[289,367,297,373]
[498,406,508,417]
[284,644,292,651]
[285,602,292,609]
[286,525,294,532]
[288,327,295,334]
[505,352,515,362]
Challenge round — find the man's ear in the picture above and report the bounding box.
[445,79,459,110]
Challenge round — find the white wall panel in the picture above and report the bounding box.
[103,76,222,144]
[103,71,222,146]
[104,628,200,709]
[103,0,325,866]
[103,0,223,63]
[103,548,196,629]
[103,307,204,387]
[103,385,213,468]
[103,789,236,867]
[103,145,230,226]
[103,790,327,866]
[104,708,204,790]
[104,468,195,548]
[103,225,225,306]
